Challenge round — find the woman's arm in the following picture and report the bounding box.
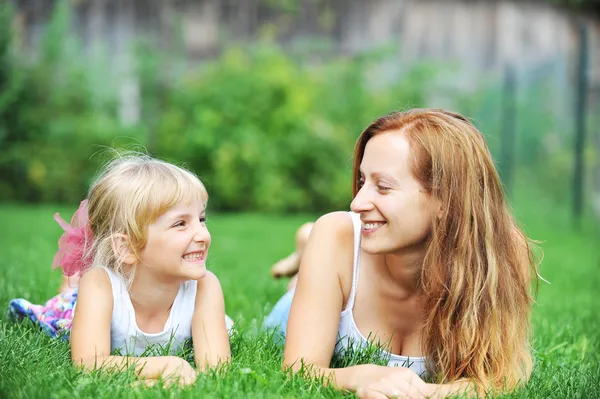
[282,214,439,397]
[191,271,231,370]
[282,212,357,383]
[70,268,196,385]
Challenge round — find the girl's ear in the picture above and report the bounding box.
[111,233,137,265]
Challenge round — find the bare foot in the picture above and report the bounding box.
[270,222,314,279]
[271,252,300,278]
[58,275,80,294]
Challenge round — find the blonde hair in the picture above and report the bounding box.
[353,109,539,391]
[86,154,208,285]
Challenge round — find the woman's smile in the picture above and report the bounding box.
[361,221,386,236]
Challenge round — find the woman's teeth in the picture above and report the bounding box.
[364,222,385,230]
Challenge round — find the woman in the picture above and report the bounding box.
[266,109,539,398]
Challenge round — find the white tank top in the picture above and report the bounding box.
[334,212,428,376]
[101,267,197,356]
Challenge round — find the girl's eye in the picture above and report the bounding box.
[200,217,207,223]
[173,220,185,228]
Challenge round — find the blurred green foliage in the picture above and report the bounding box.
[0,3,130,203]
[0,2,593,214]
[454,71,578,204]
[0,2,431,212]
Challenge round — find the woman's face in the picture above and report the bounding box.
[350,131,438,255]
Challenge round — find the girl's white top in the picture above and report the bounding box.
[334,212,428,376]
[101,267,197,356]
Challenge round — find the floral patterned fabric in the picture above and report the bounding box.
[8,289,77,339]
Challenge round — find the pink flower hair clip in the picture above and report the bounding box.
[52,199,94,277]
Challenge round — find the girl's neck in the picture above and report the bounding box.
[128,267,182,316]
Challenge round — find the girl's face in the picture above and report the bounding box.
[139,199,211,281]
[350,132,438,255]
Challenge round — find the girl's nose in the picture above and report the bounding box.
[192,222,210,242]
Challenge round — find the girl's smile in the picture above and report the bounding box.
[182,250,206,263]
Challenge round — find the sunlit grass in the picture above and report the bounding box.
[0,179,598,397]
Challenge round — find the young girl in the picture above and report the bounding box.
[9,155,231,386]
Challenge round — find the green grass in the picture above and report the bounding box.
[0,182,599,398]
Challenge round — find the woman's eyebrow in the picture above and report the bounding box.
[363,170,399,185]
[376,172,399,184]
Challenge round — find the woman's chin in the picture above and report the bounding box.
[360,241,386,254]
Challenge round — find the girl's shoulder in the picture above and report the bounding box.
[75,267,114,317]
[195,271,221,295]
[79,266,111,286]
[77,267,113,300]
[193,271,225,307]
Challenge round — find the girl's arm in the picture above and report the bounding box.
[70,268,196,385]
[191,271,231,370]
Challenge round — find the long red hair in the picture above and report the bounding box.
[353,109,539,390]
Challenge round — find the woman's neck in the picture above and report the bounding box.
[382,247,426,296]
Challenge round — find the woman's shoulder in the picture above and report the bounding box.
[312,211,355,242]
[305,211,356,287]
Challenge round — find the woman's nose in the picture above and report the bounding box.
[350,185,374,213]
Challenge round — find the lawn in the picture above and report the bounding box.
[0,183,599,398]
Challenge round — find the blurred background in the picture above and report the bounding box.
[1,0,599,222]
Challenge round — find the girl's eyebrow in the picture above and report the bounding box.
[169,209,206,220]
[170,213,191,220]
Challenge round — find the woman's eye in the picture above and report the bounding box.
[357,179,365,188]
[377,185,391,192]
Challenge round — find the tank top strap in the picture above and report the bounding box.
[172,279,198,321]
[98,266,130,320]
[100,267,125,296]
[343,211,362,312]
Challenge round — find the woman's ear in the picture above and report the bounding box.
[111,233,137,265]
[436,200,444,219]
[428,195,444,220]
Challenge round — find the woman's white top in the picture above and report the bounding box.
[334,212,428,376]
[102,267,196,356]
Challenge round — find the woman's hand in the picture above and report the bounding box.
[340,364,433,399]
